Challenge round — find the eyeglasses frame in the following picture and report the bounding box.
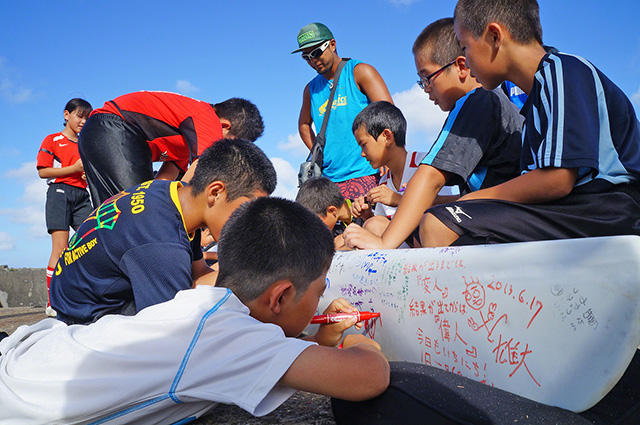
[416,59,457,89]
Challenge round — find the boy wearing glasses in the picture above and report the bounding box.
[343,18,523,250]
[293,22,394,200]
[415,0,640,248]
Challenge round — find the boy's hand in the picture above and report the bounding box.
[350,196,370,218]
[343,223,385,250]
[367,185,401,207]
[313,297,364,347]
[73,158,84,173]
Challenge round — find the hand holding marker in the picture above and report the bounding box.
[311,311,380,324]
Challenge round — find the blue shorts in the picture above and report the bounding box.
[45,183,93,233]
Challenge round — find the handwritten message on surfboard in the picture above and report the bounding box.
[317,236,640,412]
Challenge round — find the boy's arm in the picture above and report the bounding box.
[353,63,393,103]
[155,161,181,181]
[460,167,577,203]
[343,165,448,249]
[192,257,217,287]
[37,159,83,179]
[180,158,198,183]
[279,336,390,401]
[298,85,315,151]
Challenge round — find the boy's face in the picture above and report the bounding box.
[206,189,268,240]
[318,211,337,230]
[64,109,88,135]
[278,271,328,337]
[354,125,387,170]
[454,22,500,90]
[414,53,460,112]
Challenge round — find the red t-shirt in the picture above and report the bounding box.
[36,132,87,188]
[91,91,223,171]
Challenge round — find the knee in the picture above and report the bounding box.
[419,213,457,247]
[362,215,390,236]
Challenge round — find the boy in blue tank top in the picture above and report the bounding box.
[293,22,394,199]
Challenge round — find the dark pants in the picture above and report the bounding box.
[79,113,153,208]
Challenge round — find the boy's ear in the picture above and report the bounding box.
[381,128,394,147]
[267,279,296,315]
[486,22,504,49]
[220,118,232,137]
[326,205,338,218]
[455,56,471,79]
[206,181,227,205]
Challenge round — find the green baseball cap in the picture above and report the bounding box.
[291,23,334,54]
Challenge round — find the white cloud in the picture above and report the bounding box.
[3,161,38,182]
[0,162,48,238]
[270,157,299,200]
[277,133,310,158]
[0,232,16,251]
[0,77,34,104]
[175,79,200,95]
[392,86,447,151]
[393,85,447,134]
[0,57,34,104]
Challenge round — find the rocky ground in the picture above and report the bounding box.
[0,307,336,425]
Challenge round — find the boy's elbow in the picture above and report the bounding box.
[350,356,390,401]
[547,169,577,199]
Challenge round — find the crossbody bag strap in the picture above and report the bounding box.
[309,58,350,164]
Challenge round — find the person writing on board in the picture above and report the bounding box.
[0,197,389,423]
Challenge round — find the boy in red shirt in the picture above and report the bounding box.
[79,91,264,207]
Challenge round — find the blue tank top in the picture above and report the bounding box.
[309,59,375,182]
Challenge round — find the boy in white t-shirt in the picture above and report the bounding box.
[0,197,389,424]
[350,101,455,247]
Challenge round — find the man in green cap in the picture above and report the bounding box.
[293,22,393,200]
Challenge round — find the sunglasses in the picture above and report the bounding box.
[417,59,457,89]
[301,40,331,61]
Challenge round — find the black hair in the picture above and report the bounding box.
[63,98,92,125]
[454,0,543,45]
[216,197,335,302]
[295,177,345,216]
[189,138,277,200]
[213,98,265,142]
[351,101,406,147]
[412,18,463,67]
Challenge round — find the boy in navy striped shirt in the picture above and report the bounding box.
[418,0,640,246]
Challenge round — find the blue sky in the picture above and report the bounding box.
[1,0,639,268]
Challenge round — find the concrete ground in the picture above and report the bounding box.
[0,307,336,425]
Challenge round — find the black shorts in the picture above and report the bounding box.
[79,113,154,208]
[45,183,93,233]
[427,190,640,245]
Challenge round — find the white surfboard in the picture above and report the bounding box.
[316,235,640,412]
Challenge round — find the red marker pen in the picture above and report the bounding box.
[311,311,380,324]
